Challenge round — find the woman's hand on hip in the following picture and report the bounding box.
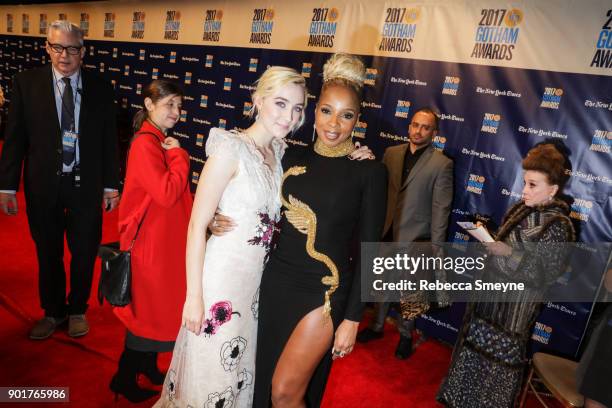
[182,295,205,335]
[332,320,359,360]
[208,212,237,236]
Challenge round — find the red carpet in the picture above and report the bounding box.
[0,169,559,407]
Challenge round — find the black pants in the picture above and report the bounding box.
[25,175,102,318]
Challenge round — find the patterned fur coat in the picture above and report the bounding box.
[437,199,575,408]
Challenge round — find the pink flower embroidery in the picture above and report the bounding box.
[248,212,280,263]
[200,301,241,337]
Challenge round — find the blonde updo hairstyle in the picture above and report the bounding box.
[321,53,366,104]
[247,66,308,130]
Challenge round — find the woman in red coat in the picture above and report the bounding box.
[111,80,192,402]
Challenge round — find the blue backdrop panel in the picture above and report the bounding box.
[1,35,610,358]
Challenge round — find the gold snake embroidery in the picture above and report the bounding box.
[281,166,338,318]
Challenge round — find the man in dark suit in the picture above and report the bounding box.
[357,107,453,358]
[0,20,120,339]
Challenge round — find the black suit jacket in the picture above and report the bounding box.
[0,65,119,205]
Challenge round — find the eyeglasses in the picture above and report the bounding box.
[409,122,435,132]
[47,42,82,55]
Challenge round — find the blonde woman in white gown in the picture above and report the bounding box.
[154,67,307,408]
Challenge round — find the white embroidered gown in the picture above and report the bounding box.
[154,128,284,408]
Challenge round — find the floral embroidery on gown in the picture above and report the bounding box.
[154,128,285,408]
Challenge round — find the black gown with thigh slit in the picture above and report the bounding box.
[253,144,387,407]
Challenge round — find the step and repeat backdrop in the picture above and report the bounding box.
[0,0,610,357]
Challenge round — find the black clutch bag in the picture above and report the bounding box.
[98,242,132,307]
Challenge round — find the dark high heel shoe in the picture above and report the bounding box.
[110,374,157,403]
[138,351,165,385]
[110,348,158,403]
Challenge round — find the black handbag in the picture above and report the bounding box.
[97,208,148,307]
[97,242,132,306]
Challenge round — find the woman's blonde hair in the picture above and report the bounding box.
[321,53,366,100]
[247,66,308,130]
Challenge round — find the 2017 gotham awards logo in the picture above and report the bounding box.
[532,322,553,344]
[132,12,145,39]
[452,231,470,251]
[308,7,339,48]
[591,9,612,68]
[250,8,274,44]
[104,13,116,38]
[365,68,378,86]
[395,100,411,118]
[22,14,29,34]
[540,87,563,109]
[249,58,258,72]
[378,7,419,53]
[590,129,611,153]
[467,174,486,194]
[442,76,460,95]
[433,135,447,151]
[570,198,593,222]
[39,14,47,35]
[205,54,214,68]
[203,9,222,42]
[80,13,89,37]
[354,120,367,139]
[164,10,181,40]
[196,134,205,147]
[481,113,501,133]
[243,102,253,116]
[301,62,312,78]
[471,8,523,60]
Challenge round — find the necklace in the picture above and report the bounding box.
[313,137,355,157]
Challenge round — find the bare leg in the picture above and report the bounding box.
[271,306,334,408]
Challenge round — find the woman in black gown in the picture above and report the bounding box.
[253,53,387,407]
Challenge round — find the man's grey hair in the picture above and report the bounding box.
[47,20,84,46]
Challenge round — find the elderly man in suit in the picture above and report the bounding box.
[0,20,120,339]
[357,107,453,359]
